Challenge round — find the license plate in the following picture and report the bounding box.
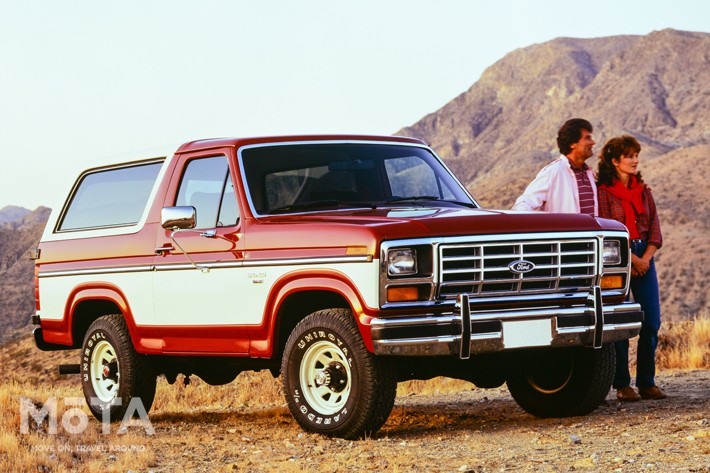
[503,319,552,349]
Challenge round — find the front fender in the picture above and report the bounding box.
[248,269,378,357]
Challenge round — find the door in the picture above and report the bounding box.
[152,153,251,354]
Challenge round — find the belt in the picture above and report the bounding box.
[631,239,645,244]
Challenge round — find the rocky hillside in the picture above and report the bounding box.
[0,205,31,226]
[0,206,51,342]
[1,29,708,345]
[398,28,710,318]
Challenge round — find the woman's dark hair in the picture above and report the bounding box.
[596,135,643,186]
[557,118,593,155]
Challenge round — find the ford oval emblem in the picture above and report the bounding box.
[508,260,535,274]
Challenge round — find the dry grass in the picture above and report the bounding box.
[1,312,708,471]
[0,381,155,473]
[657,312,710,370]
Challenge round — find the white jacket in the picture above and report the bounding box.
[512,156,598,215]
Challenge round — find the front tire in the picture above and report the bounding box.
[281,309,397,439]
[506,344,615,418]
[81,315,156,422]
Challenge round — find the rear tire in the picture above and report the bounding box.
[506,344,615,418]
[281,308,397,439]
[81,315,156,422]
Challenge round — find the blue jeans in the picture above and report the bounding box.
[613,240,662,390]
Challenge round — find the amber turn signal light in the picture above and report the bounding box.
[387,286,419,302]
[601,274,624,290]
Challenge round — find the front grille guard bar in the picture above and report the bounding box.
[455,285,605,359]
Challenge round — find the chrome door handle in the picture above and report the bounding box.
[155,245,175,254]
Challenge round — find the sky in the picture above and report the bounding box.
[2,0,709,210]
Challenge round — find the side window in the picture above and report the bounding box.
[175,156,239,229]
[58,161,162,231]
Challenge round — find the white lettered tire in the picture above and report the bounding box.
[281,308,396,439]
[81,315,156,422]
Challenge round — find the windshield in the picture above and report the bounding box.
[240,143,476,215]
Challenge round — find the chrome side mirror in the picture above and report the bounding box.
[161,206,196,230]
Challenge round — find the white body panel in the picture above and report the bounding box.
[39,259,379,327]
[38,271,155,325]
[152,260,379,326]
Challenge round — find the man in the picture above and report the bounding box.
[512,118,597,216]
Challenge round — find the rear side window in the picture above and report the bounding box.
[58,161,162,231]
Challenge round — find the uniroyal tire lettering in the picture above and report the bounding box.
[281,309,396,438]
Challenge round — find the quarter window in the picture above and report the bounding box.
[58,161,162,231]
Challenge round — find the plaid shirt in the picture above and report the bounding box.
[598,185,662,248]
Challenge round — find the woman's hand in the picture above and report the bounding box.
[631,254,650,277]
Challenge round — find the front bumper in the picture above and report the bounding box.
[371,287,643,357]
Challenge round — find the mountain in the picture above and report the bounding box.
[0,205,32,226]
[1,29,708,345]
[398,28,710,318]
[0,207,51,342]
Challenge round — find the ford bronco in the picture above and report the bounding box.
[32,135,642,438]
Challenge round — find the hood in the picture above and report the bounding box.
[255,206,626,242]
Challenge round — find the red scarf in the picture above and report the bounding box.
[600,176,645,239]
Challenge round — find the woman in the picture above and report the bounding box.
[597,135,666,402]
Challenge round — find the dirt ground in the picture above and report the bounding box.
[139,369,709,472]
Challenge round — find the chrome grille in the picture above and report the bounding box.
[438,239,597,299]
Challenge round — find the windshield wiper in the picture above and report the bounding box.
[340,201,377,209]
[269,200,376,214]
[385,195,440,204]
[384,196,476,208]
[269,200,340,214]
[439,199,477,208]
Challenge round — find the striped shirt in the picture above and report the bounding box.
[569,161,595,216]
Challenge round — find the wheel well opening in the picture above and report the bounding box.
[274,291,350,361]
[72,300,123,347]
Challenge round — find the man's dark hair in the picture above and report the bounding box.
[557,118,593,155]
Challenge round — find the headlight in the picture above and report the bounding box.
[603,240,622,265]
[387,248,417,276]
